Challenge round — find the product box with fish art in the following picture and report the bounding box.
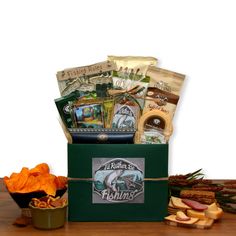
[68,143,168,221]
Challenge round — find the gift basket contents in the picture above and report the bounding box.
[56,55,185,222]
[55,56,185,144]
[165,168,236,229]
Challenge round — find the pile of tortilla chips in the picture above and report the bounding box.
[4,163,67,196]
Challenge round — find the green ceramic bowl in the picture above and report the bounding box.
[29,202,67,230]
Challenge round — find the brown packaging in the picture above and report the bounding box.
[143,66,185,119]
[56,61,116,97]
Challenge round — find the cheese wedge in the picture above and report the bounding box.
[187,209,206,220]
[165,214,199,225]
[207,202,218,211]
[171,196,191,210]
[205,207,223,220]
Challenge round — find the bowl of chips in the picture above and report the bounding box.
[29,196,68,230]
[4,163,68,216]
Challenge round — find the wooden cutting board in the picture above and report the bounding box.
[165,215,214,229]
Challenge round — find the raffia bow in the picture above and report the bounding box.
[108,85,144,111]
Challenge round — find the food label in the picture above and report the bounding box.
[92,158,144,204]
[112,104,139,129]
[144,66,185,118]
[57,61,116,96]
[57,61,116,81]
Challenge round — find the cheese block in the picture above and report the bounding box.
[171,196,191,210]
[187,209,206,220]
[165,214,199,225]
[205,207,223,220]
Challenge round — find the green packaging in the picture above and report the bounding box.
[55,91,80,128]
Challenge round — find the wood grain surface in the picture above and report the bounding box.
[1,191,236,236]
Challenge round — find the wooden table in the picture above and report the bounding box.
[0,192,236,236]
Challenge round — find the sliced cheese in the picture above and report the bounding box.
[194,218,214,229]
[187,209,206,220]
[205,207,223,220]
[171,196,191,210]
[168,199,175,208]
[176,211,190,221]
[165,214,199,225]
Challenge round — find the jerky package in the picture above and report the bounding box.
[108,56,157,108]
[144,66,185,119]
[56,61,116,97]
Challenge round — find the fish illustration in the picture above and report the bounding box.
[116,115,135,128]
[104,169,124,192]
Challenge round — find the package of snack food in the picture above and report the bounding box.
[57,61,116,97]
[139,130,167,144]
[103,98,114,128]
[55,90,80,128]
[71,99,104,128]
[107,55,158,76]
[108,56,157,108]
[135,109,173,144]
[112,95,141,129]
[143,66,185,119]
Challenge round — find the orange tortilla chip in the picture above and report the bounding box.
[29,163,50,176]
[39,173,57,196]
[18,175,41,193]
[4,163,66,195]
[55,176,68,189]
[4,176,15,192]
[4,167,29,192]
[15,167,30,190]
[10,172,18,179]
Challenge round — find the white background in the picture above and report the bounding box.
[0,0,235,179]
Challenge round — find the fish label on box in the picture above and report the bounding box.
[92,158,145,204]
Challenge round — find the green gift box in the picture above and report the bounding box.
[68,143,168,221]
